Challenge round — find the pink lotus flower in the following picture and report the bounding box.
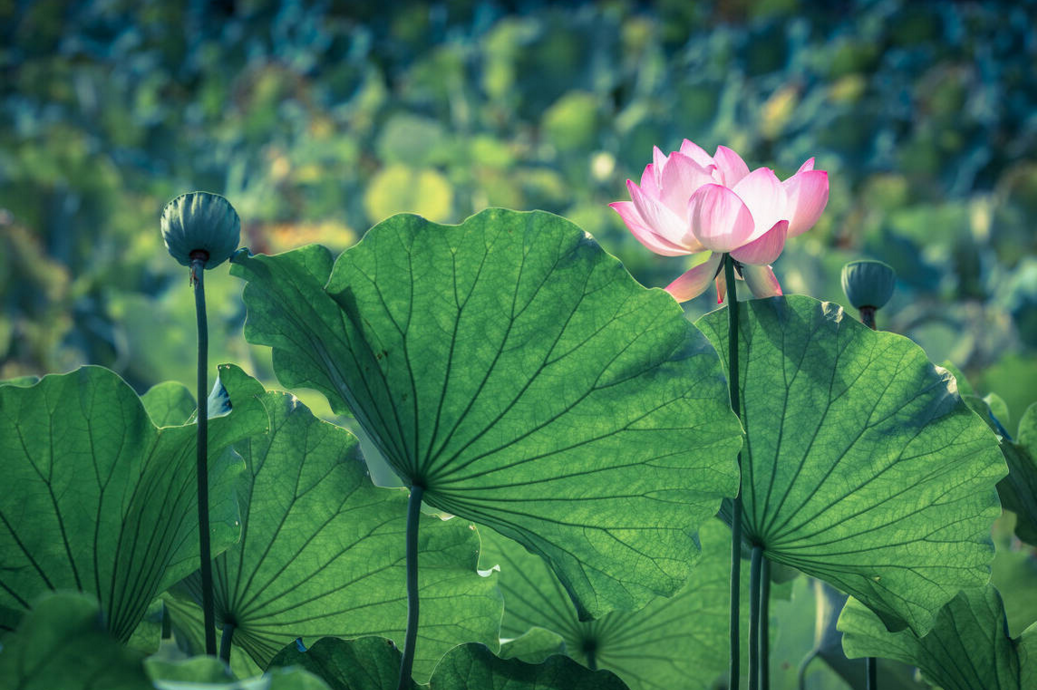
[609,140,829,302]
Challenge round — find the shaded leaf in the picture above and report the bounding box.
[997,403,1037,546]
[429,643,630,690]
[697,296,1005,634]
[840,585,1036,690]
[230,208,742,619]
[164,366,502,682]
[146,655,331,690]
[269,636,418,690]
[800,579,926,690]
[0,366,265,639]
[0,592,151,690]
[478,518,733,690]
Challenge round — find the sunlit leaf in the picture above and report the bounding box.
[0,366,265,639]
[164,366,501,682]
[231,208,742,620]
[697,296,1006,635]
[479,518,734,690]
[141,380,196,426]
[840,585,1037,690]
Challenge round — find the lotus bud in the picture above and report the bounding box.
[842,260,896,309]
[842,259,896,330]
[161,192,241,269]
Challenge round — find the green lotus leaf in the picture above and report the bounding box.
[479,517,734,690]
[0,592,151,690]
[146,655,331,690]
[141,380,197,426]
[0,365,266,639]
[269,637,624,690]
[996,403,1037,546]
[839,585,1037,690]
[230,208,742,619]
[163,366,502,682]
[429,643,630,690]
[499,629,567,664]
[269,637,419,690]
[697,296,1005,635]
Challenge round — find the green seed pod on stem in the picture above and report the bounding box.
[842,260,896,331]
[161,192,241,269]
[160,190,240,658]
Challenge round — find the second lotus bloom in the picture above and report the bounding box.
[610,140,829,302]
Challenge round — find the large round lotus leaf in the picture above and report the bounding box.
[0,366,265,640]
[163,366,502,683]
[231,208,742,620]
[840,585,1037,690]
[697,295,1005,635]
[478,518,735,690]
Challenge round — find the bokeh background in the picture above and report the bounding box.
[2,1,1037,688]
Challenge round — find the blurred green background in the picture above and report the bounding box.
[1,0,1035,413]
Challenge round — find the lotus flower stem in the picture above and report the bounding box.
[866,657,877,690]
[724,253,744,690]
[859,306,877,330]
[191,251,217,656]
[161,603,171,640]
[219,622,235,663]
[397,483,425,690]
[760,556,770,690]
[749,545,763,690]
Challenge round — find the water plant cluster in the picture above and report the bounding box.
[1,2,1035,690]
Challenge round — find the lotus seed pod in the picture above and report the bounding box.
[161,192,241,268]
[841,259,896,310]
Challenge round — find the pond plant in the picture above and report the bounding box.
[0,138,1028,690]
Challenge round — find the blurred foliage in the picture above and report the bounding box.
[1,0,1035,419]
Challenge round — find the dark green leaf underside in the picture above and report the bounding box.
[0,366,264,640]
[479,519,732,690]
[269,637,419,690]
[232,208,742,619]
[429,643,630,690]
[697,296,1005,635]
[0,592,151,690]
[996,403,1037,546]
[840,585,1037,690]
[164,366,502,682]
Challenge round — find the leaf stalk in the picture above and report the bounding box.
[191,252,217,657]
[749,545,763,690]
[219,622,235,663]
[397,483,425,690]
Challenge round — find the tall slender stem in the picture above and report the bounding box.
[397,484,425,690]
[749,545,763,690]
[586,645,597,671]
[725,254,743,690]
[191,253,217,656]
[760,556,770,690]
[857,304,878,689]
[219,623,235,663]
